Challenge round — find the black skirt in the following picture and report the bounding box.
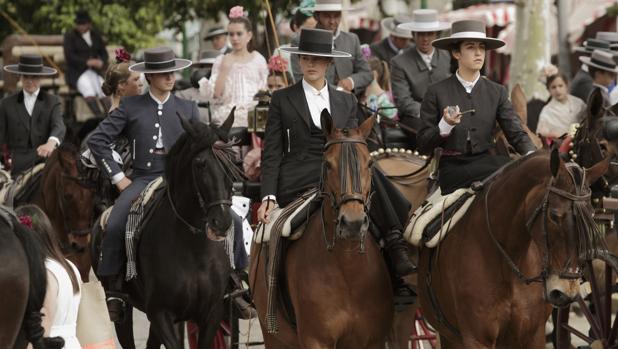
[439,152,510,195]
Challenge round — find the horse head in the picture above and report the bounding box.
[536,149,608,307]
[320,110,375,241]
[171,108,239,241]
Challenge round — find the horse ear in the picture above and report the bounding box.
[358,116,375,139]
[220,106,236,137]
[177,112,197,138]
[320,109,334,135]
[550,148,561,178]
[511,84,528,124]
[586,88,605,126]
[586,156,610,187]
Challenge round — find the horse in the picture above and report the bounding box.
[417,149,608,348]
[92,110,239,348]
[250,112,394,348]
[34,143,96,282]
[0,206,63,349]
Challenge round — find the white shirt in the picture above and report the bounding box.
[438,70,481,136]
[302,79,330,128]
[23,89,61,146]
[81,30,92,47]
[417,48,434,71]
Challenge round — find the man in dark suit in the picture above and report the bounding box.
[0,54,66,176]
[579,49,618,107]
[63,10,108,115]
[571,38,612,103]
[418,20,535,194]
[204,26,231,56]
[290,0,372,94]
[391,9,451,136]
[369,15,412,67]
[260,29,416,294]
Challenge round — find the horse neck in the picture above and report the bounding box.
[168,169,203,227]
[40,162,69,243]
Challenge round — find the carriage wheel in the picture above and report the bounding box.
[556,253,618,349]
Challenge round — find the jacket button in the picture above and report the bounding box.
[147,162,151,167]
[155,123,160,128]
[149,149,154,153]
[153,135,157,140]
[157,111,162,116]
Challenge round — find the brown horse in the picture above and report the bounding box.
[250,113,394,348]
[417,150,607,348]
[34,143,95,281]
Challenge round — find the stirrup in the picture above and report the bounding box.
[393,284,417,312]
[106,295,128,324]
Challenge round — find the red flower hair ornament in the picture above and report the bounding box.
[18,215,32,229]
[115,48,131,64]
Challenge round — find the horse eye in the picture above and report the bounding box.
[549,208,563,222]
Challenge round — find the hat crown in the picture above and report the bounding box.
[597,32,618,43]
[19,54,43,66]
[412,9,439,23]
[298,28,335,54]
[590,49,616,66]
[451,20,486,35]
[199,50,220,60]
[144,47,176,64]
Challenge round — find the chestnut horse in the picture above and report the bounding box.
[250,113,394,348]
[418,150,608,348]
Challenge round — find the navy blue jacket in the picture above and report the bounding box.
[87,93,199,179]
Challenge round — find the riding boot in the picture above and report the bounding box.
[384,228,417,276]
[228,270,257,320]
[103,274,128,324]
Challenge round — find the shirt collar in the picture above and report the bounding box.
[24,88,40,99]
[333,28,341,40]
[302,79,329,97]
[417,47,434,59]
[387,37,400,53]
[455,70,481,92]
[149,91,171,106]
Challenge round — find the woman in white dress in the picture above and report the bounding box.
[17,205,82,349]
[537,73,586,139]
[199,6,269,127]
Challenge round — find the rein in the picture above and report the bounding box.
[484,163,594,285]
[319,137,372,251]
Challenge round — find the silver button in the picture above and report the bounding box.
[153,135,157,140]
[147,162,151,167]
[157,111,162,116]
[149,149,154,153]
[155,123,160,128]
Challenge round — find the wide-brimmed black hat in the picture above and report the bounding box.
[575,38,612,54]
[432,20,504,51]
[3,54,57,76]
[193,50,220,67]
[75,10,92,24]
[280,28,351,58]
[204,26,228,40]
[129,47,192,73]
[579,49,618,74]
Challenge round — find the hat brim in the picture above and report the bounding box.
[204,30,228,40]
[432,36,504,50]
[3,65,57,76]
[574,46,593,54]
[579,56,618,73]
[381,18,413,39]
[397,21,451,33]
[279,46,351,58]
[129,59,192,73]
[193,59,216,66]
[309,4,343,12]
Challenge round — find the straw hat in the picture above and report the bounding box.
[397,9,450,33]
[381,15,414,39]
[431,20,504,51]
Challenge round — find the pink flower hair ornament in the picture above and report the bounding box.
[115,47,131,63]
[229,6,246,19]
[268,55,288,73]
[18,215,32,229]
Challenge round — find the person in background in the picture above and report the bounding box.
[571,38,612,103]
[204,26,231,55]
[267,55,293,93]
[581,49,618,107]
[537,73,586,139]
[370,15,412,67]
[362,56,397,119]
[0,54,65,176]
[16,205,82,349]
[63,9,109,117]
[199,6,268,127]
[176,50,219,123]
[290,0,372,94]
[391,9,451,138]
[101,48,143,113]
[275,0,317,82]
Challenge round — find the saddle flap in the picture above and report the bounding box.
[254,190,319,243]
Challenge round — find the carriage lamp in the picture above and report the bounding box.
[249,90,271,133]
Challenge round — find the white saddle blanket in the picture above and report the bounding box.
[254,192,318,243]
[403,188,476,248]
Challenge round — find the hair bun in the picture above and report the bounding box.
[101,81,114,96]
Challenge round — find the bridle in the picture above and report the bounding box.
[484,162,598,286]
[319,137,373,251]
[53,171,96,237]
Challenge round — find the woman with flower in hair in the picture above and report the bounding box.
[267,55,293,93]
[101,48,144,112]
[362,55,397,119]
[17,205,82,349]
[199,6,269,127]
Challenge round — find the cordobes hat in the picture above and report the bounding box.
[579,49,618,74]
[204,26,228,40]
[397,9,450,34]
[3,54,57,76]
[431,20,504,51]
[129,47,192,73]
[280,28,351,58]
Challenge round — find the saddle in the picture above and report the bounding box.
[403,188,476,248]
[0,163,45,206]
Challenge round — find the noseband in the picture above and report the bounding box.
[319,137,372,250]
[484,162,596,285]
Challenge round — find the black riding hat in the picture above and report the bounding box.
[3,54,57,76]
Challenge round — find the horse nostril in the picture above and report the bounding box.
[548,289,572,307]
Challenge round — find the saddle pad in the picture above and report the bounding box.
[254,190,318,243]
[0,163,45,205]
[404,188,476,248]
[99,206,113,231]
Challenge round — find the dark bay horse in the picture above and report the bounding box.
[92,111,239,348]
[0,207,62,349]
[418,150,608,348]
[250,113,394,348]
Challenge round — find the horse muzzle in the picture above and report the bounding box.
[545,274,580,308]
[205,207,232,241]
[336,211,369,240]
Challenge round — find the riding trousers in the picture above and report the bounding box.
[438,152,511,195]
[98,155,166,276]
